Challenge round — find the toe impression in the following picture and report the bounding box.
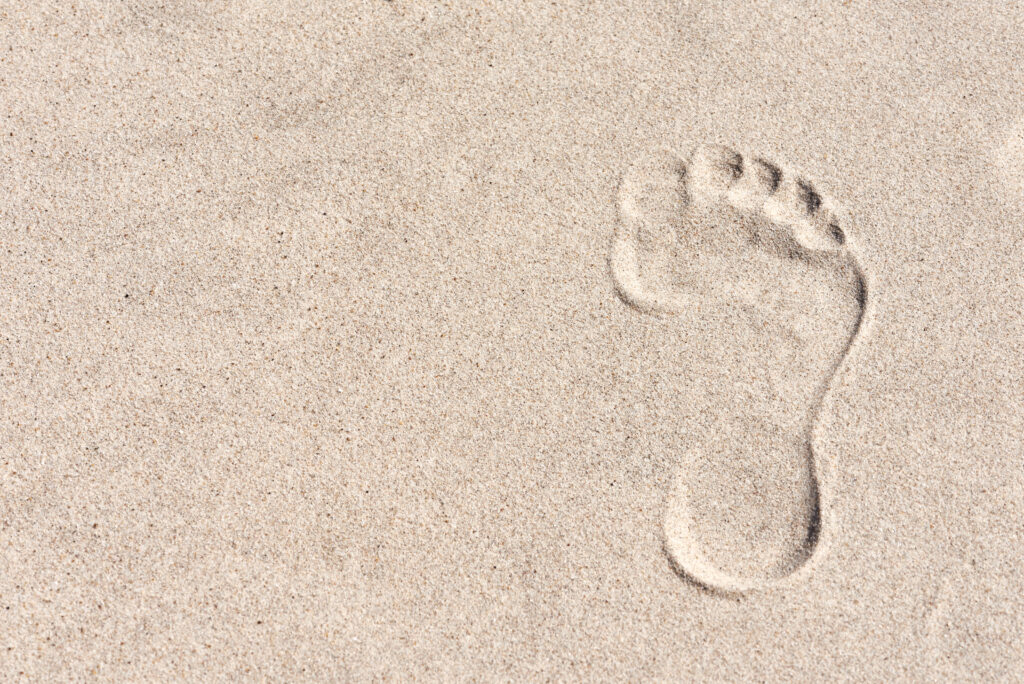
[728,157,782,211]
[688,144,743,204]
[764,175,846,252]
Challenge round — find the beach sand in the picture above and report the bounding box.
[2,0,1023,679]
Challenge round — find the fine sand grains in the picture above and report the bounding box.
[2,0,1023,680]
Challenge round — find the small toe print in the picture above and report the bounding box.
[791,206,848,252]
[796,181,822,214]
[750,159,782,193]
[826,218,845,245]
[765,175,817,226]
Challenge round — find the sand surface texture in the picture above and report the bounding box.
[2,1,1023,680]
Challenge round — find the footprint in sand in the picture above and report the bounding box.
[611,144,868,594]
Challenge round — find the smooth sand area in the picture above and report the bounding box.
[2,1,1022,680]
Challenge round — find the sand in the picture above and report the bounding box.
[2,0,1023,680]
